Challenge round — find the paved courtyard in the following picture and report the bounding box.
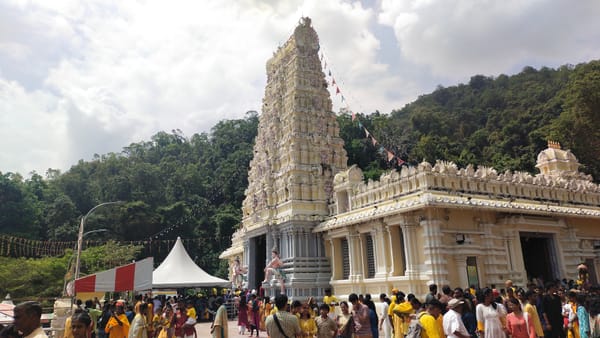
[196,319,261,337]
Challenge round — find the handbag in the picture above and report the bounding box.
[338,316,355,338]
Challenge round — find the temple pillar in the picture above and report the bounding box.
[454,255,468,290]
[421,216,448,286]
[502,228,525,284]
[401,222,419,279]
[328,238,338,280]
[373,221,389,278]
[384,224,401,276]
[480,222,498,286]
[348,228,363,282]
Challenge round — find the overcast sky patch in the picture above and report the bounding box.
[1,0,599,175]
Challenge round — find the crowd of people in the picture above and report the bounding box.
[0,294,224,338]
[2,278,600,338]
[229,279,600,338]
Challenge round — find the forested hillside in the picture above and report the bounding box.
[348,60,600,181]
[0,112,259,280]
[1,60,599,285]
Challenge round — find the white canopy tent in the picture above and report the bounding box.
[152,237,230,288]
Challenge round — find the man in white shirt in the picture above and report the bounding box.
[13,301,48,338]
[443,299,470,338]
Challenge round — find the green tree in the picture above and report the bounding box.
[549,60,600,178]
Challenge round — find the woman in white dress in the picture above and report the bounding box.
[336,301,354,338]
[476,288,507,338]
[379,294,392,338]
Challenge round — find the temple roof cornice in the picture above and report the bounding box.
[314,191,600,233]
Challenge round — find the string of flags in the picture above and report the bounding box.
[148,208,207,242]
[0,234,205,259]
[319,51,405,167]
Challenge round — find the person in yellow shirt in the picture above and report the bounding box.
[299,305,317,337]
[390,289,399,304]
[183,302,197,338]
[392,292,414,338]
[261,296,272,331]
[105,302,131,338]
[146,301,154,338]
[184,302,197,325]
[388,288,404,338]
[523,291,544,338]
[419,300,444,338]
[64,312,75,338]
[566,291,580,338]
[323,289,338,318]
[152,308,163,337]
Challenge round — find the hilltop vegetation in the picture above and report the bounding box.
[0,60,599,299]
[346,60,600,181]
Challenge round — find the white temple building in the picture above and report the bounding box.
[220,18,600,299]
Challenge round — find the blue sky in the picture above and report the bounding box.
[1,0,599,176]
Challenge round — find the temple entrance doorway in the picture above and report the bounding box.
[249,234,267,290]
[520,232,559,283]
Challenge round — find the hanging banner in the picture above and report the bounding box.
[74,257,153,293]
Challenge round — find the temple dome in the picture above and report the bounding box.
[536,141,580,177]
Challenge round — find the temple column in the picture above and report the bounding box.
[348,228,363,282]
[560,226,581,281]
[248,238,259,290]
[304,228,310,256]
[329,238,338,280]
[385,225,397,276]
[266,229,274,258]
[502,228,523,284]
[243,240,250,268]
[480,222,498,286]
[281,228,288,257]
[421,217,448,286]
[454,255,468,290]
[274,230,281,256]
[401,220,419,279]
[373,221,389,278]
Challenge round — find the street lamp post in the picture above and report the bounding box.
[63,228,110,296]
[73,201,123,283]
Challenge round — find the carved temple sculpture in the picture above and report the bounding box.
[220,17,348,298]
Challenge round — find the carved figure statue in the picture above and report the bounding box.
[232,257,248,289]
[577,263,590,290]
[262,249,285,294]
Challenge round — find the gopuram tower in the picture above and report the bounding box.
[220,17,348,298]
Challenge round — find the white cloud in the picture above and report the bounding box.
[379,0,600,79]
[1,0,599,175]
[0,78,68,175]
[1,0,394,175]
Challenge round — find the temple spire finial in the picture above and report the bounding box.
[548,140,561,149]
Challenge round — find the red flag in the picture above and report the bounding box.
[386,150,394,161]
[336,87,340,94]
[397,158,405,166]
[351,111,356,121]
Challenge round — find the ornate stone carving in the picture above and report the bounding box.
[240,17,347,232]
